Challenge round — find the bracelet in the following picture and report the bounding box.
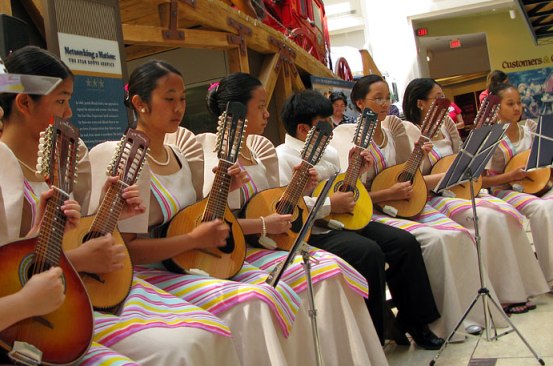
[259,216,267,237]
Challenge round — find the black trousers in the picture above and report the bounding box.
[309,221,440,343]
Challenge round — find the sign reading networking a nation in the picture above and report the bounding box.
[58,33,127,148]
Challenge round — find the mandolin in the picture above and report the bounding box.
[0,117,93,365]
[504,149,553,196]
[63,129,149,311]
[244,121,333,250]
[164,102,247,279]
[430,95,501,199]
[312,108,378,230]
[371,98,450,218]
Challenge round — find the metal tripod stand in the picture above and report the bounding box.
[430,170,544,365]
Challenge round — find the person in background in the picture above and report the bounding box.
[479,70,508,103]
[329,91,355,126]
[448,101,465,130]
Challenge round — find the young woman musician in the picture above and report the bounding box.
[204,73,388,364]
[91,61,322,365]
[0,46,239,366]
[402,78,548,314]
[339,74,504,340]
[483,82,553,291]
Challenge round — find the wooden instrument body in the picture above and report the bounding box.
[245,186,310,251]
[165,197,246,279]
[0,238,93,365]
[63,216,133,311]
[431,154,483,200]
[312,173,372,230]
[371,163,428,218]
[505,149,553,196]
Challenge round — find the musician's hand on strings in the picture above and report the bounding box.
[389,182,413,200]
[330,191,355,214]
[420,141,434,156]
[189,219,230,249]
[19,267,65,317]
[348,146,374,174]
[26,189,52,238]
[68,234,126,274]
[61,199,82,230]
[263,213,293,234]
[120,183,146,220]
[223,163,249,192]
[509,167,528,181]
[305,167,319,193]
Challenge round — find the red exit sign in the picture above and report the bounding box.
[450,39,462,48]
[416,28,428,37]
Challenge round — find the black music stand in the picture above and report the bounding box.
[526,114,553,171]
[430,124,544,365]
[266,172,338,366]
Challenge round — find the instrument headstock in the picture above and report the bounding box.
[419,97,450,141]
[301,120,333,166]
[37,116,80,193]
[215,102,248,163]
[353,108,378,149]
[474,94,501,129]
[107,128,150,186]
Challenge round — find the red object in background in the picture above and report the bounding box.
[416,27,428,37]
[450,39,462,48]
[262,0,330,68]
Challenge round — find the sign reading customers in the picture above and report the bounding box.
[58,33,127,148]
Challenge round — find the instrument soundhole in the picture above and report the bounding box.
[217,218,236,254]
[335,181,360,200]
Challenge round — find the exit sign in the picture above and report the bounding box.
[450,39,462,48]
[416,28,428,37]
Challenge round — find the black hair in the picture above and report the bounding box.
[280,89,332,137]
[206,73,262,116]
[126,60,183,119]
[486,70,508,91]
[489,82,517,98]
[329,91,347,104]
[402,78,439,124]
[0,46,73,120]
[350,74,386,112]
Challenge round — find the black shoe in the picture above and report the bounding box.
[404,324,444,350]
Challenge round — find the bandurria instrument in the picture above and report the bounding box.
[244,120,333,250]
[0,117,93,365]
[371,98,450,218]
[165,102,248,279]
[63,129,149,310]
[312,108,378,230]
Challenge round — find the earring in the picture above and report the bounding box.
[140,107,147,113]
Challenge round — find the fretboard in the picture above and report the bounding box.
[398,138,426,183]
[89,180,127,235]
[277,160,312,214]
[204,159,233,221]
[342,147,363,191]
[35,187,69,270]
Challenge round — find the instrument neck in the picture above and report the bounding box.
[35,187,69,269]
[278,160,312,214]
[90,180,127,235]
[342,147,363,190]
[400,140,425,182]
[204,159,233,221]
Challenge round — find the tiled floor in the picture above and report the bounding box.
[384,292,553,366]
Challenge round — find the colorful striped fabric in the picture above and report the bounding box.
[239,163,259,204]
[428,193,525,228]
[135,263,301,337]
[372,204,473,241]
[150,173,182,225]
[368,141,388,175]
[93,277,230,348]
[428,147,444,167]
[493,189,553,211]
[245,247,369,299]
[78,342,140,366]
[23,179,40,228]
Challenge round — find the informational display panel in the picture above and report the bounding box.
[44,0,128,148]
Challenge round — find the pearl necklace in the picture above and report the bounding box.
[17,158,40,176]
[147,146,171,166]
